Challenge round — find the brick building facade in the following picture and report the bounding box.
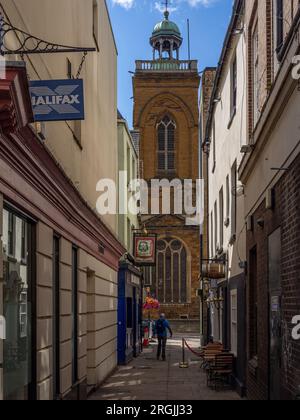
[202,0,300,399]
[132,9,201,329]
[239,0,300,400]
[245,153,300,400]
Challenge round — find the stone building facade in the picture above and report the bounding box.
[133,9,201,330]
[0,1,124,400]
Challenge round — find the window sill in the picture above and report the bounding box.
[156,171,177,179]
[227,108,236,130]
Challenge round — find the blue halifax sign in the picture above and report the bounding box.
[30,79,85,122]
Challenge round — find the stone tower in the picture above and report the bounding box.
[133,7,200,330]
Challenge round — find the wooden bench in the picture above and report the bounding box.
[207,352,234,391]
[200,343,224,369]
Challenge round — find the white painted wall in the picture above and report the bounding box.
[117,118,139,253]
[208,32,247,278]
[1,0,118,233]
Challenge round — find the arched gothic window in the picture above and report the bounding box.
[154,238,188,304]
[157,116,176,173]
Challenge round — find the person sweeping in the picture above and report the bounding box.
[155,314,173,361]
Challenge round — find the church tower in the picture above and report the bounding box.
[133,5,200,329]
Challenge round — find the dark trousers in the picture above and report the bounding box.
[157,336,167,360]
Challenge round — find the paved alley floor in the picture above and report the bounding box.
[89,335,242,401]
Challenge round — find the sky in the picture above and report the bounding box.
[106,0,233,128]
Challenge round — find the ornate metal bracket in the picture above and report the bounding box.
[0,13,96,56]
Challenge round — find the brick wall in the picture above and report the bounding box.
[279,153,300,400]
[246,153,300,400]
[245,0,300,139]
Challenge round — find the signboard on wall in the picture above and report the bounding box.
[30,79,85,121]
[133,234,157,267]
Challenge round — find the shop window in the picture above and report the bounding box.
[2,207,35,400]
[53,236,60,399]
[72,247,78,385]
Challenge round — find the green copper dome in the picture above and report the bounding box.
[152,11,181,38]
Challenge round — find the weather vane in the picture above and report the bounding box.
[162,0,169,12]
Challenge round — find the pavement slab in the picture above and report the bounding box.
[89,335,242,401]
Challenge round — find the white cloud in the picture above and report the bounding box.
[155,0,217,13]
[186,0,216,7]
[154,2,178,13]
[112,0,217,12]
[181,0,217,8]
[112,0,135,10]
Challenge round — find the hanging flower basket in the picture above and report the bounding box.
[143,294,160,319]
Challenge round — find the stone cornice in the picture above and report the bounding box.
[0,63,33,135]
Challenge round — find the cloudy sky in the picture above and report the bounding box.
[107,0,233,127]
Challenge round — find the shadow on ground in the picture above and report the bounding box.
[89,335,242,401]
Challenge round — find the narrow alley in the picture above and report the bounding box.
[89,336,241,401]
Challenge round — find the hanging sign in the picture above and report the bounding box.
[134,234,157,267]
[202,262,226,280]
[29,79,85,121]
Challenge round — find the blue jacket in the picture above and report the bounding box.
[155,319,172,338]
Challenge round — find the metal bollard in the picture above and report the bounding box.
[179,338,189,369]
